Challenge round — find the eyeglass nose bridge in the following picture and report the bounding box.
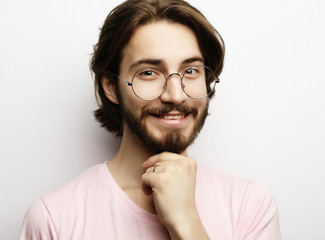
[164,72,185,89]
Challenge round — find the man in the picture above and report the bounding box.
[20,0,281,239]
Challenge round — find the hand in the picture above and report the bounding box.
[141,152,208,239]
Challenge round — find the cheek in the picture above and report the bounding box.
[119,84,146,110]
[195,99,209,114]
[118,82,132,100]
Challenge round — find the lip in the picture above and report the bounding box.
[149,112,190,127]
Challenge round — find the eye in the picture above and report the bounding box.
[138,68,159,77]
[135,67,162,81]
[184,67,201,79]
[185,68,197,75]
[142,70,155,76]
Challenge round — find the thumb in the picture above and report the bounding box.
[179,150,188,157]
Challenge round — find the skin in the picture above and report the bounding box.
[102,21,209,240]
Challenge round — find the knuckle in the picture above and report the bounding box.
[182,157,197,171]
[160,151,169,158]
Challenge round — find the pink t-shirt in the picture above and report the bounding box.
[19,162,281,239]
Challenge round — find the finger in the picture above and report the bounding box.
[146,164,162,173]
[145,166,155,173]
[142,152,181,169]
[142,155,160,169]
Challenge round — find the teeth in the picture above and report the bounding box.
[161,115,185,120]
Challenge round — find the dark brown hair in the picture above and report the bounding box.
[90,0,225,136]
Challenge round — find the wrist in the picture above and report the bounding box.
[166,211,209,240]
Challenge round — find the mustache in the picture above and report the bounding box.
[140,103,198,119]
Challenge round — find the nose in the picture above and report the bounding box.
[159,73,187,105]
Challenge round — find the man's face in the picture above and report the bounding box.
[118,21,209,154]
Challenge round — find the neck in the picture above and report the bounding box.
[107,125,153,188]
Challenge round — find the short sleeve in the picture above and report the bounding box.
[19,198,58,240]
[244,183,281,240]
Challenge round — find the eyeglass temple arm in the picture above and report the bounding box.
[116,75,132,86]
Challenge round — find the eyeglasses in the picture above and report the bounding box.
[116,65,219,101]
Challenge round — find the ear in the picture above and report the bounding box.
[101,76,119,104]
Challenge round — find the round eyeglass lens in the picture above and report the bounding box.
[182,65,217,99]
[132,67,166,100]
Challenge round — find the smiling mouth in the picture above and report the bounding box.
[149,112,189,120]
[160,114,186,120]
[143,104,196,121]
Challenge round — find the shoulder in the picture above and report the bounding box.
[196,164,280,239]
[196,164,278,221]
[40,163,108,211]
[196,164,273,199]
[19,198,57,239]
[41,164,103,204]
[20,163,109,239]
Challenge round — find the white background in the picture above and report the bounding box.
[1,0,324,239]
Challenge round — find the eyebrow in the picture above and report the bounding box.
[128,56,204,72]
[182,56,204,65]
[129,59,163,72]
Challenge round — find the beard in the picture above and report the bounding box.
[119,98,209,154]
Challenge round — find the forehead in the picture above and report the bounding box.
[120,21,203,73]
